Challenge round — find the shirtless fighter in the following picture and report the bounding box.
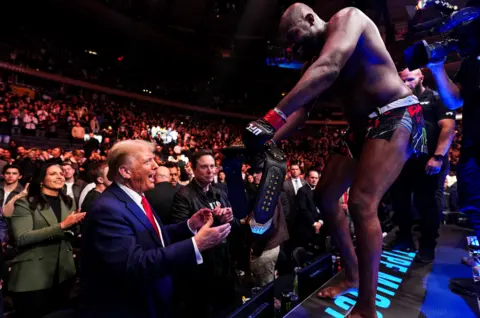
[243,3,427,317]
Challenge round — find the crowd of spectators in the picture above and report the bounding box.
[1,31,290,116]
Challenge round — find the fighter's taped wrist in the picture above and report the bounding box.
[263,109,286,131]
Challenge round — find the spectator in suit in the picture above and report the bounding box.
[9,162,86,318]
[61,160,86,206]
[295,170,324,249]
[81,140,231,318]
[283,162,306,222]
[145,166,178,224]
[81,161,111,213]
[282,162,306,256]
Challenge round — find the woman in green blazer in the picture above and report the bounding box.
[9,162,86,318]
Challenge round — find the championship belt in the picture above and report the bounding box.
[249,141,287,235]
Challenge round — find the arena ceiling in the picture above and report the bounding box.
[9,0,467,68]
[43,0,436,61]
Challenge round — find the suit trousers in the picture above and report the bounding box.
[391,156,449,250]
[12,278,74,318]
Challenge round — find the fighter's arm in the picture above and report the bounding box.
[428,64,463,110]
[275,7,366,117]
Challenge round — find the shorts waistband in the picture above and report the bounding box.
[368,95,419,119]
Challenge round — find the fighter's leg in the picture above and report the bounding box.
[313,153,359,299]
[347,127,412,317]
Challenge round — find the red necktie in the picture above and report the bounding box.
[141,196,160,237]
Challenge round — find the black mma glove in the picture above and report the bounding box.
[243,119,276,156]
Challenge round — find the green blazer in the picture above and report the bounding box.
[8,197,77,292]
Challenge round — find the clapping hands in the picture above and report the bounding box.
[188,208,213,231]
[60,208,86,230]
[212,204,234,224]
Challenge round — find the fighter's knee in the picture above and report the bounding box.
[348,189,379,221]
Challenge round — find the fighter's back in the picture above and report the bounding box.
[328,8,411,121]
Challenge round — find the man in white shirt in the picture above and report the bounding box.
[61,161,86,206]
[81,140,231,318]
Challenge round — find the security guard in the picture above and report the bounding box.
[386,68,456,263]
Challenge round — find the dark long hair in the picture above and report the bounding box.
[27,162,73,211]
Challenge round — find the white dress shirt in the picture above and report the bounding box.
[117,183,203,264]
[292,178,302,194]
[79,182,96,208]
[65,181,75,200]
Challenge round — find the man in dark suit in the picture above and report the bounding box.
[283,163,307,219]
[81,140,231,318]
[145,166,179,224]
[296,170,324,248]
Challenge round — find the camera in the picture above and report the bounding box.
[404,0,480,70]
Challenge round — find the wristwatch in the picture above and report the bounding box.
[433,154,445,161]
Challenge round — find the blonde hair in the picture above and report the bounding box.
[107,139,155,181]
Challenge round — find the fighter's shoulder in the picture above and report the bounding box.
[328,7,370,33]
[330,7,368,24]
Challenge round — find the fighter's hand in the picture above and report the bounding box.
[243,119,276,156]
[425,156,442,175]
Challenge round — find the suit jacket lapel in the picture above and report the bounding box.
[39,206,60,226]
[110,184,164,247]
[125,201,164,247]
[60,198,72,221]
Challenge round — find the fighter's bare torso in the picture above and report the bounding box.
[312,8,411,126]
